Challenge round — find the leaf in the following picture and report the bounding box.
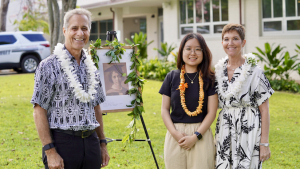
[122,73,127,77]
[122,134,130,143]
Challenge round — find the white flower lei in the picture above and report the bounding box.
[215,53,257,99]
[54,43,98,103]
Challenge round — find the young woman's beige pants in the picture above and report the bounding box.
[164,123,215,169]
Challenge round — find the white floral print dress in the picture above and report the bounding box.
[215,58,274,169]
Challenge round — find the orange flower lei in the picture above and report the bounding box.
[177,65,204,116]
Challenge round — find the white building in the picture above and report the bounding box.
[77,0,300,80]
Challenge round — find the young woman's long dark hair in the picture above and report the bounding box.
[177,33,215,89]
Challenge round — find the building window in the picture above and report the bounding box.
[262,0,300,34]
[90,19,113,41]
[179,0,228,36]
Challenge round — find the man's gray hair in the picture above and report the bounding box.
[63,8,92,30]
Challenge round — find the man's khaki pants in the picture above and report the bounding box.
[164,123,215,169]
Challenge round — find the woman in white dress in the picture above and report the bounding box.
[215,23,274,169]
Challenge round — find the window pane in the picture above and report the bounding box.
[197,26,210,34]
[298,1,300,16]
[100,21,107,34]
[213,0,220,22]
[204,0,210,22]
[181,27,193,35]
[91,21,98,34]
[262,0,271,18]
[0,35,13,45]
[287,20,300,30]
[273,0,282,17]
[100,35,107,41]
[107,20,113,31]
[180,0,187,24]
[221,0,228,21]
[188,0,194,23]
[214,24,225,33]
[286,0,295,16]
[89,34,98,41]
[195,0,203,23]
[22,34,45,42]
[140,18,146,33]
[263,21,282,31]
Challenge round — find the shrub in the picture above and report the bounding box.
[138,58,177,81]
[125,32,154,59]
[153,42,176,61]
[253,43,300,93]
[269,79,300,93]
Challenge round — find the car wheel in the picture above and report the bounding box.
[21,55,39,73]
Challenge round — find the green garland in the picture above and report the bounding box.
[90,38,145,144]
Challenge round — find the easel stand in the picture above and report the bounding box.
[105,113,159,169]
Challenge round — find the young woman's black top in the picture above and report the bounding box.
[159,69,216,123]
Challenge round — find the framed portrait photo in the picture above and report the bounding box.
[97,46,136,112]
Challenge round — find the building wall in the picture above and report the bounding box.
[163,0,300,81]
[87,6,159,59]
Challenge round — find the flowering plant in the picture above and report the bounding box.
[245,53,258,66]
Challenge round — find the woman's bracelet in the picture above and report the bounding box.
[259,143,269,147]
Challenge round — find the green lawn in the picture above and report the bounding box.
[0,74,299,169]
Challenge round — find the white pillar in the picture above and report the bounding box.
[114,8,124,42]
[146,9,158,59]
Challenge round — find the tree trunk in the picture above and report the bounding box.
[48,0,77,52]
[0,0,10,32]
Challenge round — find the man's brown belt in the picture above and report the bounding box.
[51,129,95,138]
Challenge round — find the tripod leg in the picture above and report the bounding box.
[140,114,160,169]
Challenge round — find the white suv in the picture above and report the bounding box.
[0,31,51,73]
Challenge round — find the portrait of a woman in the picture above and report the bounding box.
[103,63,129,96]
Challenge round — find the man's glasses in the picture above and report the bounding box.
[184,48,203,55]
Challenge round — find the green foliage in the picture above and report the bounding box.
[253,42,286,79]
[13,0,49,34]
[90,39,145,145]
[269,79,300,93]
[89,39,102,69]
[153,42,176,61]
[253,42,300,80]
[138,58,177,81]
[125,32,154,59]
[13,13,49,33]
[253,43,300,93]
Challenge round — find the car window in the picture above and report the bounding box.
[22,34,46,42]
[0,35,17,45]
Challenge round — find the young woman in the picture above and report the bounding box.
[159,33,218,169]
[215,23,273,168]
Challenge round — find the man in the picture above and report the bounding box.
[31,8,110,169]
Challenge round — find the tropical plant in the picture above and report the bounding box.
[138,58,177,81]
[253,42,285,79]
[275,51,300,80]
[295,44,300,75]
[125,32,154,59]
[153,42,176,61]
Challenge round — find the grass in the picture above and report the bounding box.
[0,74,299,169]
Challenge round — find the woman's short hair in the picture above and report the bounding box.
[221,23,245,40]
[63,8,92,30]
[177,33,215,89]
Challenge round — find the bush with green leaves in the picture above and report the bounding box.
[138,58,177,81]
[153,42,176,61]
[125,32,153,59]
[269,79,300,93]
[253,43,300,80]
[253,43,300,93]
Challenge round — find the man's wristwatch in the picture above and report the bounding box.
[43,143,55,152]
[260,143,269,147]
[100,139,107,145]
[194,131,202,140]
